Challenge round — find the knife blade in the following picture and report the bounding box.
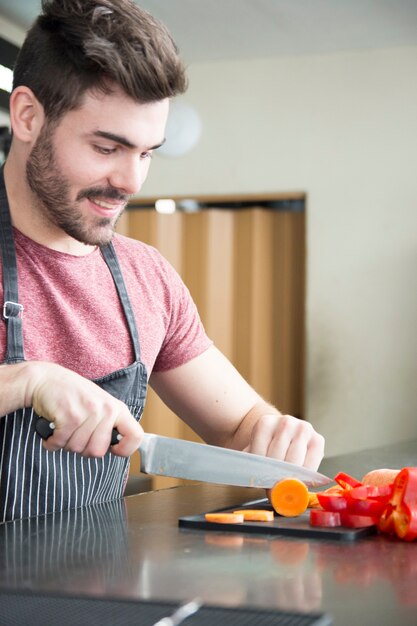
[35,418,331,488]
[134,432,330,488]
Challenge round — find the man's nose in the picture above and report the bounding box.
[108,157,148,196]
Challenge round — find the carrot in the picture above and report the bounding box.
[269,478,309,517]
[307,492,321,508]
[361,469,400,487]
[205,512,244,524]
[233,509,274,522]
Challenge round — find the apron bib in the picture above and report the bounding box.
[0,171,148,522]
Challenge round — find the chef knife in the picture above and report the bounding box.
[36,417,331,488]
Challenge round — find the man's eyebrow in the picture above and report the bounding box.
[93,130,166,151]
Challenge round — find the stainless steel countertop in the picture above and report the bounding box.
[0,438,416,625]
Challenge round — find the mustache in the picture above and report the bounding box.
[76,187,130,203]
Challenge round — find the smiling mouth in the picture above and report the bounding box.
[94,198,124,210]
[87,197,127,218]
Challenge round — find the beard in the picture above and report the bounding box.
[26,123,129,247]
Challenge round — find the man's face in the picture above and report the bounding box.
[26,88,169,246]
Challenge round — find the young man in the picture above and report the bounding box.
[0,0,324,522]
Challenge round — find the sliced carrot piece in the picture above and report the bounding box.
[233,509,274,522]
[205,512,244,524]
[270,478,309,517]
[307,492,321,508]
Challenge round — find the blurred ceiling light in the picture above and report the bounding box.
[0,64,13,93]
[155,198,176,214]
[157,100,202,158]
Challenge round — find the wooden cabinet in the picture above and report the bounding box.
[119,196,305,487]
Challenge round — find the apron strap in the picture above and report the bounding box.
[0,168,25,363]
[100,241,141,362]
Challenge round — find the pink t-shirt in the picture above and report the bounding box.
[0,228,212,379]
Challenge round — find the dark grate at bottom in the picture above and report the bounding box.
[0,589,333,626]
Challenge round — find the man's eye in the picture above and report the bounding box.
[94,145,116,155]
[140,151,153,160]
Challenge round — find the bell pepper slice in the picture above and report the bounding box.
[310,509,341,527]
[316,491,349,512]
[339,512,379,528]
[334,472,363,490]
[348,484,392,500]
[393,504,417,542]
[378,503,396,535]
[346,496,387,517]
[391,467,417,508]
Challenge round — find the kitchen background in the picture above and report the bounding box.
[0,1,416,464]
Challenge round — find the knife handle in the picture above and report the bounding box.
[35,417,122,446]
[35,417,55,439]
[110,428,122,445]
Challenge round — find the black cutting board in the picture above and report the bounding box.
[179,498,377,541]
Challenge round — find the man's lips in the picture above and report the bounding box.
[87,197,126,217]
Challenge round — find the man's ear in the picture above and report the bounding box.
[9,86,45,143]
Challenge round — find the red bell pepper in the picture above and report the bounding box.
[378,468,417,541]
[316,491,349,512]
[334,472,363,490]
[346,496,387,517]
[310,509,341,527]
[310,468,417,539]
[339,512,379,528]
[348,483,392,500]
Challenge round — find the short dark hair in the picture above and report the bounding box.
[13,0,188,121]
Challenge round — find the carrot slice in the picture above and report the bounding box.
[233,509,274,521]
[269,478,309,517]
[307,492,321,508]
[205,513,244,524]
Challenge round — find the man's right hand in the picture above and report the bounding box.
[19,361,143,457]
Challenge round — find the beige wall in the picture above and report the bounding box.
[2,14,416,457]
[143,46,417,456]
[0,16,25,46]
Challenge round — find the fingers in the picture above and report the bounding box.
[303,431,325,471]
[43,400,143,458]
[110,413,144,457]
[32,363,143,458]
[61,403,143,458]
[247,414,325,471]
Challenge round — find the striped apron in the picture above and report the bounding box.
[0,171,148,522]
